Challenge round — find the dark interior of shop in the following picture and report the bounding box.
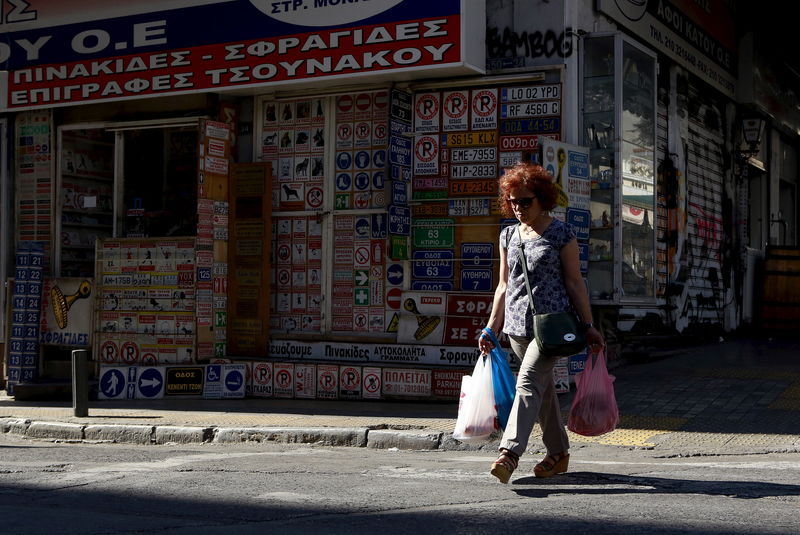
[122,127,199,238]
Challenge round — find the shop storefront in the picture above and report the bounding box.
[5,0,791,399]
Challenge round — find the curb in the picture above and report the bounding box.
[1,418,467,450]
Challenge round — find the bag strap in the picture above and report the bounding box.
[516,225,537,315]
[503,223,519,249]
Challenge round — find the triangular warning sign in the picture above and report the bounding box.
[386,313,399,333]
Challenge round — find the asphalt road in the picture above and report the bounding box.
[1,433,798,534]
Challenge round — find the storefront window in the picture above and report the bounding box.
[583,35,656,302]
[57,128,115,277]
[621,42,655,298]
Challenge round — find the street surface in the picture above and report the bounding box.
[1,433,798,534]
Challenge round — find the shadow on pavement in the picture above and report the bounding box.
[512,471,800,499]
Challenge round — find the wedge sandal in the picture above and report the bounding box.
[490,449,519,484]
[533,451,569,478]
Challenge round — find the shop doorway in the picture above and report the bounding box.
[56,119,201,276]
[119,127,199,238]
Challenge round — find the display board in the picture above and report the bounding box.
[228,163,272,355]
[94,238,197,366]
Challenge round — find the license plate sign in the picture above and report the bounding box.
[450,163,497,179]
[449,180,497,196]
[501,101,560,119]
[441,131,497,147]
[449,147,497,163]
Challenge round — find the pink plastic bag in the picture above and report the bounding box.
[567,350,619,436]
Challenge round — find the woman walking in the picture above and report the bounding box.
[479,162,605,483]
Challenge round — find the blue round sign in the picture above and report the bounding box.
[354,172,370,191]
[225,370,244,390]
[100,369,125,398]
[138,368,164,398]
[336,152,352,170]
[354,151,371,169]
[336,173,352,191]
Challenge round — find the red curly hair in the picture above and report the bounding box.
[498,162,557,217]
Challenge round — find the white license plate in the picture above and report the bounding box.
[450,163,497,179]
[501,100,560,118]
[449,147,497,163]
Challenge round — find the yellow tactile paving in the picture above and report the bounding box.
[566,416,687,448]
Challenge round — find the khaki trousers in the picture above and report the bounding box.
[499,334,569,457]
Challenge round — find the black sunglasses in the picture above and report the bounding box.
[508,197,536,208]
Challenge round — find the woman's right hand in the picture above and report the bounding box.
[478,328,496,354]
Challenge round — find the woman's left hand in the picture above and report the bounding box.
[586,326,605,353]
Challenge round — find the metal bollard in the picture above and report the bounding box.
[72,349,89,417]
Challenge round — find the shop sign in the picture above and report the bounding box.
[2,1,478,112]
[441,131,497,147]
[412,250,454,279]
[266,339,482,367]
[500,118,561,135]
[500,101,561,119]
[411,219,454,248]
[501,84,561,102]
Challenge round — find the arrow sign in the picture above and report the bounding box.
[137,367,165,399]
[387,263,404,285]
[355,270,369,286]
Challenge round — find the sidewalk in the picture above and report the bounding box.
[2,336,800,454]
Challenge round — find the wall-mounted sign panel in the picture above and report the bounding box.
[1,0,486,111]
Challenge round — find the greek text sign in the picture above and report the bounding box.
[1,0,481,111]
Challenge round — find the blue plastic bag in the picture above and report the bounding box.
[482,327,516,430]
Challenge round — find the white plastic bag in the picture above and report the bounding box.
[452,355,498,443]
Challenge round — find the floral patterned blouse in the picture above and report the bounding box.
[502,219,576,338]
